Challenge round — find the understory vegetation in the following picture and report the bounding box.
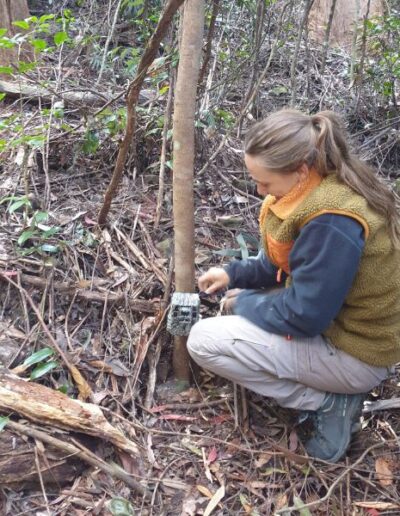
[0,0,399,514]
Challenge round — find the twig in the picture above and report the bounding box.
[276,442,385,514]
[198,0,221,85]
[155,69,175,228]
[290,0,315,106]
[149,397,232,412]
[96,0,124,86]
[34,446,51,516]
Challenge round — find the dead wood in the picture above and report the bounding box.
[10,272,158,313]
[363,398,400,412]
[0,80,111,107]
[0,369,141,459]
[0,426,87,487]
[5,420,151,497]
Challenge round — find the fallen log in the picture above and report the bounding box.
[0,80,155,108]
[0,369,140,458]
[0,425,88,487]
[0,79,111,107]
[5,421,150,496]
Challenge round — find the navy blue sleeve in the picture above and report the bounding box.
[224,249,283,289]
[233,214,365,337]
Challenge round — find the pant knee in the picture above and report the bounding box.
[187,319,212,360]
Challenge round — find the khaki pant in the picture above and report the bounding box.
[187,315,389,411]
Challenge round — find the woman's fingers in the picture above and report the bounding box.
[198,268,230,294]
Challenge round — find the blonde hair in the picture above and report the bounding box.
[245,109,400,247]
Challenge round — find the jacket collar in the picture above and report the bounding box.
[267,168,322,220]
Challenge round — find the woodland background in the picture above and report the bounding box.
[0,0,399,514]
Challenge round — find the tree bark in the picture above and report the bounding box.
[0,0,31,76]
[172,0,205,381]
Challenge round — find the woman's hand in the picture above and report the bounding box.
[198,267,230,295]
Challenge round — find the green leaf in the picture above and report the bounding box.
[31,38,47,51]
[212,249,241,258]
[82,130,99,155]
[159,84,169,96]
[0,416,9,432]
[293,495,313,516]
[39,14,55,24]
[0,66,13,75]
[12,20,30,30]
[41,227,60,238]
[8,198,31,213]
[18,61,37,73]
[236,233,249,260]
[57,384,68,394]
[40,243,60,253]
[30,360,58,380]
[23,347,54,367]
[0,29,7,37]
[0,37,15,49]
[18,229,37,246]
[32,211,48,224]
[54,31,69,46]
[106,497,135,516]
[0,93,5,101]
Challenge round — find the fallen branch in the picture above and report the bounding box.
[0,271,158,313]
[0,79,111,107]
[363,398,400,412]
[0,368,141,458]
[6,420,150,498]
[0,424,86,486]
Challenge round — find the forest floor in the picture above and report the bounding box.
[0,1,400,515]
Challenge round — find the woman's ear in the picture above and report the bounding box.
[298,163,310,181]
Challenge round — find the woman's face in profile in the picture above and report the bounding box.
[244,154,301,199]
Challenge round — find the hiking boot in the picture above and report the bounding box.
[302,393,365,463]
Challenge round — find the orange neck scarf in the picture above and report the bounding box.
[259,168,322,227]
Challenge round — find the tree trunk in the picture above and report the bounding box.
[172,0,205,382]
[0,0,31,75]
[309,0,384,50]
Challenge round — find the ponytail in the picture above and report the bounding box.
[310,111,400,248]
[245,109,400,248]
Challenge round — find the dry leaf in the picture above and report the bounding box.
[207,447,218,464]
[70,365,92,401]
[203,485,225,516]
[255,452,273,468]
[274,493,288,511]
[289,430,298,452]
[375,457,393,487]
[354,501,400,510]
[197,484,213,498]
